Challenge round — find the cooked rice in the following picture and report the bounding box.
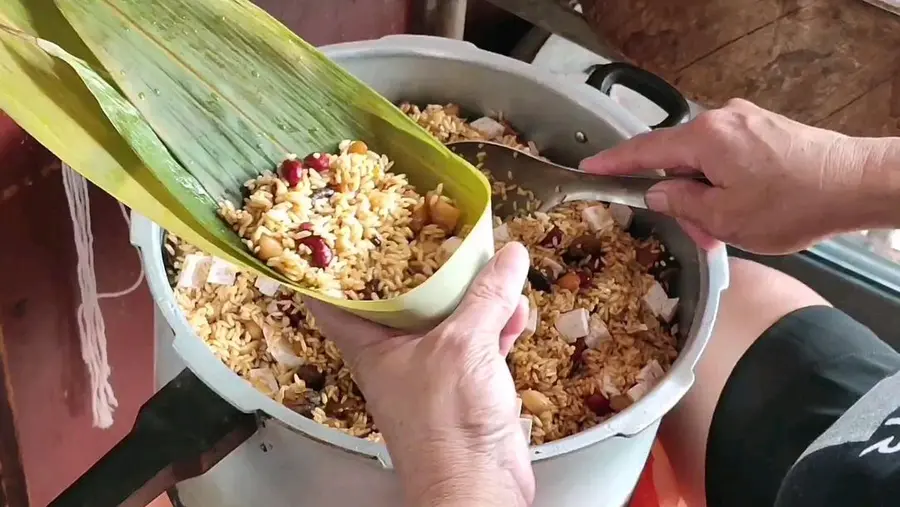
[166,104,679,445]
[499,202,677,443]
[218,140,462,300]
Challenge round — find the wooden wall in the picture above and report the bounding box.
[583,0,900,136]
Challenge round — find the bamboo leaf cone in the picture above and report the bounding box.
[0,0,494,330]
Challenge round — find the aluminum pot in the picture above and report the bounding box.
[69,35,728,506]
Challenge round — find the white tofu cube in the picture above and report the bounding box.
[515,397,523,416]
[470,116,506,139]
[206,258,238,286]
[255,275,281,297]
[519,417,533,442]
[660,297,680,323]
[608,203,634,229]
[493,223,511,243]
[440,236,464,257]
[264,328,303,368]
[248,368,279,396]
[627,382,650,403]
[637,360,665,385]
[585,313,611,349]
[555,308,590,343]
[541,257,565,279]
[581,205,615,233]
[521,302,539,338]
[177,254,212,289]
[643,281,669,317]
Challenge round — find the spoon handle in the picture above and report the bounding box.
[574,173,712,210]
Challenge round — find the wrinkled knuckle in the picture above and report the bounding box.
[467,281,514,312]
[693,109,728,136]
[724,97,755,111]
[697,107,756,143]
[436,325,492,364]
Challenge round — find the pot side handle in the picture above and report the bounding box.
[49,369,257,507]
[585,62,690,129]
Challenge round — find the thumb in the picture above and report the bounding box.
[443,242,530,345]
[644,179,721,227]
[499,295,529,356]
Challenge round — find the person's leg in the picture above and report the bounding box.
[661,257,900,507]
[658,257,831,507]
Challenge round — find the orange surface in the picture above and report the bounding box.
[630,443,688,507]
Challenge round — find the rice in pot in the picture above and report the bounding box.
[166,104,679,445]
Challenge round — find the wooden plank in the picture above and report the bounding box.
[0,326,29,507]
[250,0,410,45]
[671,0,900,125]
[582,0,800,75]
[815,74,900,136]
[580,0,900,130]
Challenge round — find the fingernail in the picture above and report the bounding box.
[645,189,669,213]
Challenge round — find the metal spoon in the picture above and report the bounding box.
[446,140,709,218]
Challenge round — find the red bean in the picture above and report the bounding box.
[585,393,612,416]
[295,364,325,391]
[577,271,592,288]
[635,243,660,269]
[570,337,587,375]
[303,153,330,173]
[301,235,333,268]
[539,227,564,248]
[280,159,305,187]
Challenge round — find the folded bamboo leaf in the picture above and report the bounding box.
[54,0,489,214]
[0,1,258,268]
[45,0,494,328]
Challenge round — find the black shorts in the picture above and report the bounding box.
[705,305,900,507]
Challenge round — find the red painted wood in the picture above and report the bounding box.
[252,0,410,46]
[0,113,156,507]
[0,326,30,507]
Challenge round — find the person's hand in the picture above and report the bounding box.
[304,243,535,507]
[580,98,898,254]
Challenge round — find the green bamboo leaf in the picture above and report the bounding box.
[0,1,245,265]
[53,0,490,216]
[40,0,496,327]
[0,24,278,278]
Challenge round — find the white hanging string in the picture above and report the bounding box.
[61,163,145,429]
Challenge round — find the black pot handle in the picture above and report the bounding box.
[50,369,258,507]
[586,62,690,129]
